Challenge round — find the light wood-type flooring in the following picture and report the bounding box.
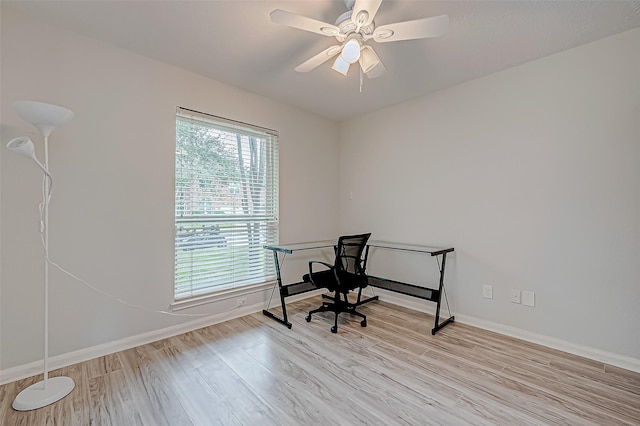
[1,298,639,425]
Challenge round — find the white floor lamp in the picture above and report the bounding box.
[7,101,75,411]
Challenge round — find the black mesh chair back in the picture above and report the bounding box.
[335,233,370,289]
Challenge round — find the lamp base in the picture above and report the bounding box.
[12,376,75,411]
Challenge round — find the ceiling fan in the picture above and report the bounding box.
[270,0,449,79]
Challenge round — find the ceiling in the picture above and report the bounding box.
[6,1,640,121]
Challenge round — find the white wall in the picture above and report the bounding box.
[339,28,640,361]
[0,6,339,371]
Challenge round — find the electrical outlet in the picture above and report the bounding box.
[482,284,493,299]
[236,297,247,307]
[511,290,521,304]
[522,291,535,307]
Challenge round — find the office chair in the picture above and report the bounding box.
[302,233,371,333]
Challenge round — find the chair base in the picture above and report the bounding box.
[306,292,367,333]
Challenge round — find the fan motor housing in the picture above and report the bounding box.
[335,10,375,42]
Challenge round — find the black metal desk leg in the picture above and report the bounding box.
[431,252,455,335]
[262,251,293,329]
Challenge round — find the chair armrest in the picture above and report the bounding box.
[306,261,337,289]
[308,260,333,274]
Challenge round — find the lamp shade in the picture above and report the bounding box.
[7,136,50,177]
[7,136,37,160]
[14,101,74,138]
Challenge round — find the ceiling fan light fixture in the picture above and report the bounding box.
[332,55,350,75]
[359,46,380,73]
[341,38,361,64]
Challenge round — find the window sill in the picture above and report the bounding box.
[171,281,275,311]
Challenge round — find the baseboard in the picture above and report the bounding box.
[372,290,640,373]
[0,289,323,386]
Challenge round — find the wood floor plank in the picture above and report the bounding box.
[369,337,602,425]
[117,347,193,425]
[195,352,275,425]
[245,340,396,425]
[605,363,640,382]
[1,296,639,425]
[604,363,640,391]
[441,326,553,367]
[424,347,633,425]
[454,393,541,426]
[1,376,45,426]
[49,363,91,426]
[211,341,336,424]
[0,378,14,425]
[148,344,243,426]
[475,341,640,409]
[502,363,640,424]
[92,371,125,426]
[86,352,122,380]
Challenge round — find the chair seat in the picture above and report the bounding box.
[303,270,337,291]
[303,270,368,293]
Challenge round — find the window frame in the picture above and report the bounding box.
[172,107,279,308]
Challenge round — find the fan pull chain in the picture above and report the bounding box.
[360,67,364,93]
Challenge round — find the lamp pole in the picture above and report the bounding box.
[43,133,50,387]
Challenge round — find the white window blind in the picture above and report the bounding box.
[175,107,278,300]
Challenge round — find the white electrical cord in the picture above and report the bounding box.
[37,174,211,318]
[46,254,212,317]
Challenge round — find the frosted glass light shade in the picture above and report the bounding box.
[359,46,380,74]
[14,101,74,138]
[341,39,361,64]
[332,56,350,76]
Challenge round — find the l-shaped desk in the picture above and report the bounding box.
[262,240,455,335]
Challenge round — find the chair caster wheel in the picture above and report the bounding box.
[305,315,311,322]
[361,320,367,327]
[330,326,337,333]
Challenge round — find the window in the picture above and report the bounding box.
[174,107,278,301]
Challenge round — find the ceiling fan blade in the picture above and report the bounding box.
[351,0,382,27]
[294,45,342,72]
[373,15,449,43]
[270,9,339,37]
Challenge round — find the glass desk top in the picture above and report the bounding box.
[264,240,453,255]
[368,241,454,256]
